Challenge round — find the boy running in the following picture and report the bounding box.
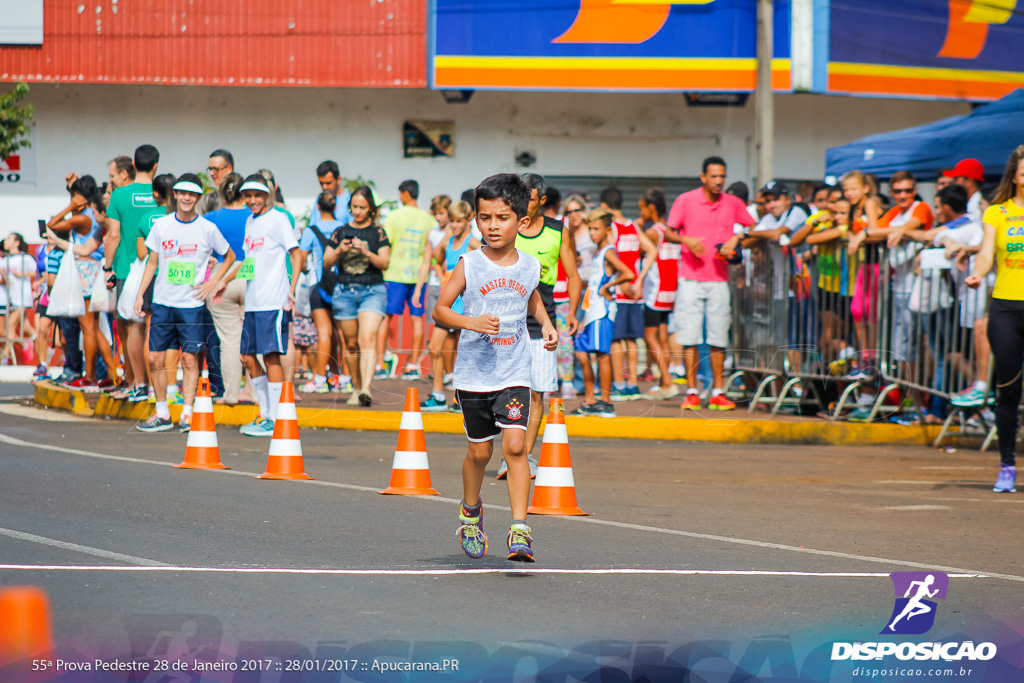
[214,174,303,437]
[134,174,236,432]
[572,209,635,418]
[433,174,557,562]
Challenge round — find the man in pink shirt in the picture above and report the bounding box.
[665,156,755,410]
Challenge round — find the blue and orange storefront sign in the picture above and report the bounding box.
[430,0,1024,101]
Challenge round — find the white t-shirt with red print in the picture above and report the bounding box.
[145,214,230,309]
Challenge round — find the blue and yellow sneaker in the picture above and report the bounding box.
[457,500,488,558]
[506,523,534,562]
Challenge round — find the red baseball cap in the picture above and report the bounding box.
[944,158,985,182]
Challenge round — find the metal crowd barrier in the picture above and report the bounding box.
[0,256,38,365]
[729,236,997,444]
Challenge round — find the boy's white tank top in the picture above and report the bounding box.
[453,248,541,393]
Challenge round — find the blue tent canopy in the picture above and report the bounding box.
[825,89,1024,180]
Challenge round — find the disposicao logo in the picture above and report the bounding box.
[831,572,998,663]
[882,571,948,635]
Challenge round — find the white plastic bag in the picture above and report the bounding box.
[116,257,148,323]
[89,270,116,313]
[47,249,87,318]
[294,269,313,318]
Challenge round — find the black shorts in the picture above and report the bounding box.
[36,300,53,320]
[310,285,333,312]
[613,301,644,341]
[643,306,670,329]
[115,277,154,319]
[456,386,531,442]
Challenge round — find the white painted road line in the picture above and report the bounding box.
[0,565,989,578]
[0,528,168,567]
[3,432,1024,583]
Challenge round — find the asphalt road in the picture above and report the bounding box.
[1,399,1022,681]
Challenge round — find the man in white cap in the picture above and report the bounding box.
[215,173,302,437]
[134,173,237,433]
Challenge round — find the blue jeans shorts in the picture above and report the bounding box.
[332,282,388,321]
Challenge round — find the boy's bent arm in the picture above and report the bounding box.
[433,260,499,335]
[559,227,582,334]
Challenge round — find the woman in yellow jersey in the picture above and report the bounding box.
[966,145,1024,493]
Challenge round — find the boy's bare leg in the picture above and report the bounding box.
[597,353,613,402]
[502,428,530,521]
[462,440,494,506]
[577,351,595,402]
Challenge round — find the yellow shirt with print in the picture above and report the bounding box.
[986,200,1024,301]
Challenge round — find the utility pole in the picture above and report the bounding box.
[756,0,774,187]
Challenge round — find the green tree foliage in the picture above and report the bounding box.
[0,83,34,162]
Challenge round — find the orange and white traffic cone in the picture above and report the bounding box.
[0,586,54,666]
[379,388,440,495]
[258,381,313,480]
[176,378,228,470]
[528,398,588,516]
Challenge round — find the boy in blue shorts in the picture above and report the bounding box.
[214,174,302,437]
[573,209,635,418]
[433,174,557,562]
[134,174,236,432]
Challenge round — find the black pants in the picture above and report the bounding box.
[55,316,83,377]
[987,298,1024,466]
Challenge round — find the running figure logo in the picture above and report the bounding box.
[881,571,949,635]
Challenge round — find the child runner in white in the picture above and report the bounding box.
[214,174,302,437]
[433,174,557,563]
[134,174,236,433]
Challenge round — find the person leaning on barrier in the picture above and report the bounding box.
[964,144,1024,494]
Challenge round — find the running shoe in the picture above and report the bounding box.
[681,392,701,410]
[950,387,989,408]
[67,377,99,393]
[178,414,191,433]
[443,373,455,390]
[450,399,462,413]
[708,394,736,411]
[32,364,48,380]
[456,500,488,559]
[420,394,447,412]
[994,465,1016,493]
[593,401,617,418]
[127,384,150,403]
[638,369,656,382]
[845,406,875,423]
[672,371,688,386]
[570,402,601,417]
[300,379,330,394]
[496,459,508,480]
[400,365,421,381]
[372,366,390,380]
[382,354,398,378]
[506,523,535,562]
[610,386,630,402]
[53,371,74,385]
[647,385,680,401]
[625,385,644,401]
[136,414,173,433]
[496,456,539,480]
[97,378,116,390]
[240,418,275,437]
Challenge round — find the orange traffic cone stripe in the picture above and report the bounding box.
[380,388,439,496]
[0,586,54,665]
[177,378,228,470]
[528,398,588,516]
[259,381,313,480]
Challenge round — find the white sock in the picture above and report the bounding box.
[181,405,193,420]
[268,381,283,421]
[974,380,987,392]
[155,400,170,420]
[252,375,270,418]
[166,383,179,400]
[711,388,724,397]
[314,374,326,385]
[433,391,446,401]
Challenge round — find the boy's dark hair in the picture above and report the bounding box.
[937,183,969,215]
[543,184,561,210]
[813,182,834,196]
[641,188,667,218]
[317,190,337,214]
[110,155,136,181]
[91,183,109,213]
[134,144,160,173]
[702,156,727,173]
[475,173,531,220]
[399,179,419,200]
[317,160,339,179]
[210,149,234,166]
[725,181,749,204]
[599,186,622,210]
[152,173,177,204]
[522,173,548,199]
[70,175,98,200]
[219,173,244,205]
[176,172,203,189]
[460,188,475,205]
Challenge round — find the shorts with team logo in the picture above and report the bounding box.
[241,309,292,356]
[149,304,206,354]
[455,386,532,442]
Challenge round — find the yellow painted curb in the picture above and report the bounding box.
[34,382,93,417]
[33,383,946,445]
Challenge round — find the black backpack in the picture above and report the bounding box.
[307,223,338,295]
